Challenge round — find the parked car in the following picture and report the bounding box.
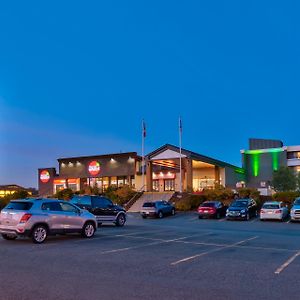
[198,201,227,219]
[260,201,289,221]
[290,197,300,222]
[0,198,97,243]
[70,195,126,227]
[226,198,257,221]
[140,201,175,219]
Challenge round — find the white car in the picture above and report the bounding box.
[260,201,289,221]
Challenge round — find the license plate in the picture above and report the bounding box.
[204,210,208,213]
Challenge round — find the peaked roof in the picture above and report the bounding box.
[147,144,243,171]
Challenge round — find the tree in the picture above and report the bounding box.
[272,167,297,192]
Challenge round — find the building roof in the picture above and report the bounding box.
[0,184,28,191]
[57,151,140,162]
[146,144,244,172]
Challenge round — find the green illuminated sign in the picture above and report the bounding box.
[244,148,283,177]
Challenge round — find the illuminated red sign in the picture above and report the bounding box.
[40,170,50,183]
[88,161,100,176]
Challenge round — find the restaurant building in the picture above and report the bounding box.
[38,144,245,196]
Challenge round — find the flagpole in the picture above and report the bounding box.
[179,116,182,193]
[142,119,145,192]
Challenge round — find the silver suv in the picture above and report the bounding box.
[0,198,97,243]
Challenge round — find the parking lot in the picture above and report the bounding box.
[1,212,300,300]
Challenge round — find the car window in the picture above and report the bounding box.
[294,198,300,205]
[41,202,62,212]
[60,202,78,213]
[93,197,113,208]
[70,196,91,206]
[142,202,155,208]
[262,204,280,209]
[5,201,33,211]
[201,202,216,208]
[230,201,248,207]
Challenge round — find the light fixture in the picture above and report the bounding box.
[128,157,135,163]
[61,163,66,167]
[110,158,116,163]
[76,161,81,166]
[68,162,74,167]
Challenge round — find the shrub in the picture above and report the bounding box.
[113,185,136,206]
[273,191,300,206]
[175,199,192,211]
[237,188,260,200]
[54,188,74,201]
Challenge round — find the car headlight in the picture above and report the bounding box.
[291,209,295,214]
[240,209,246,214]
[226,209,229,213]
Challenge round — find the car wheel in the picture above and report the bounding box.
[82,222,96,238]
[32,225,48,244]
[1,234,17,240]
[116,214,126,227]
[158,211,163,219]
[198,215,202,219]
[142,215,147,219]
[216,213,221,219]
[171,208,175,216]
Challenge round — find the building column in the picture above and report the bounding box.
[184,158,193,192]
[146,160,153,192]
[215,166,220,187]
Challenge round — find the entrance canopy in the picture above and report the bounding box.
[145,144,243,192]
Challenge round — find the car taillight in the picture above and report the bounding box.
[19,213,32,223]
[275,210,282,214]
[260,209,265,214]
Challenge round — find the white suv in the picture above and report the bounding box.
[0,198,97,243]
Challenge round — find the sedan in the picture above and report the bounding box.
[260,201,289,221]
[226,198,257,221]
[198,201,227,219]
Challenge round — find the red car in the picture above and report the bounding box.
[198,201,227,219]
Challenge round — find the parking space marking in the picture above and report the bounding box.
[170,236,259,266]
[218,218,226,222]
[100,235,194,254]
[275,251,300,275]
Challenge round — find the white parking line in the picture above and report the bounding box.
[171,236,259,266]
[100,235,195,254]
[275,251,300,275]
[218,218,226,222]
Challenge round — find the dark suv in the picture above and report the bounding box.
[70,195,126,227]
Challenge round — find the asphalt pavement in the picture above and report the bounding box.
[0,212,300,300]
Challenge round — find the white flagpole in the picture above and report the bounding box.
[179,116,182,193]
[142,119,145,192]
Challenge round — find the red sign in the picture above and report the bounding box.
[40,170,50,183]
[88,161,100,176]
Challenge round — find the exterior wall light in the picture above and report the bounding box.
[68,162,74,167]
[61,163,66,168]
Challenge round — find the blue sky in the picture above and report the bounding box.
[0,1,300,188]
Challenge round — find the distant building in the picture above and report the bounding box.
[0,184,36,198]
[241,138,300,194]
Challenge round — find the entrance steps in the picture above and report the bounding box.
[128,192,175,212]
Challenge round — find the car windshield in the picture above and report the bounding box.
[143,202,155,208]
[230,201,248,207]
[294,198,300,205]
[263,204,279,209]
[201,202,216,207]
[5,201,33,210]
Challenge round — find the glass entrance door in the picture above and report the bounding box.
[164,179,175,191]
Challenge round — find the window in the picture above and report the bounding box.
[41,202,62,212]
[93,197,113,208]
[60,202,78,213]
[6,201,33,211]
[71,196,91,206]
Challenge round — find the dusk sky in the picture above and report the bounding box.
[1,1,300,188]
